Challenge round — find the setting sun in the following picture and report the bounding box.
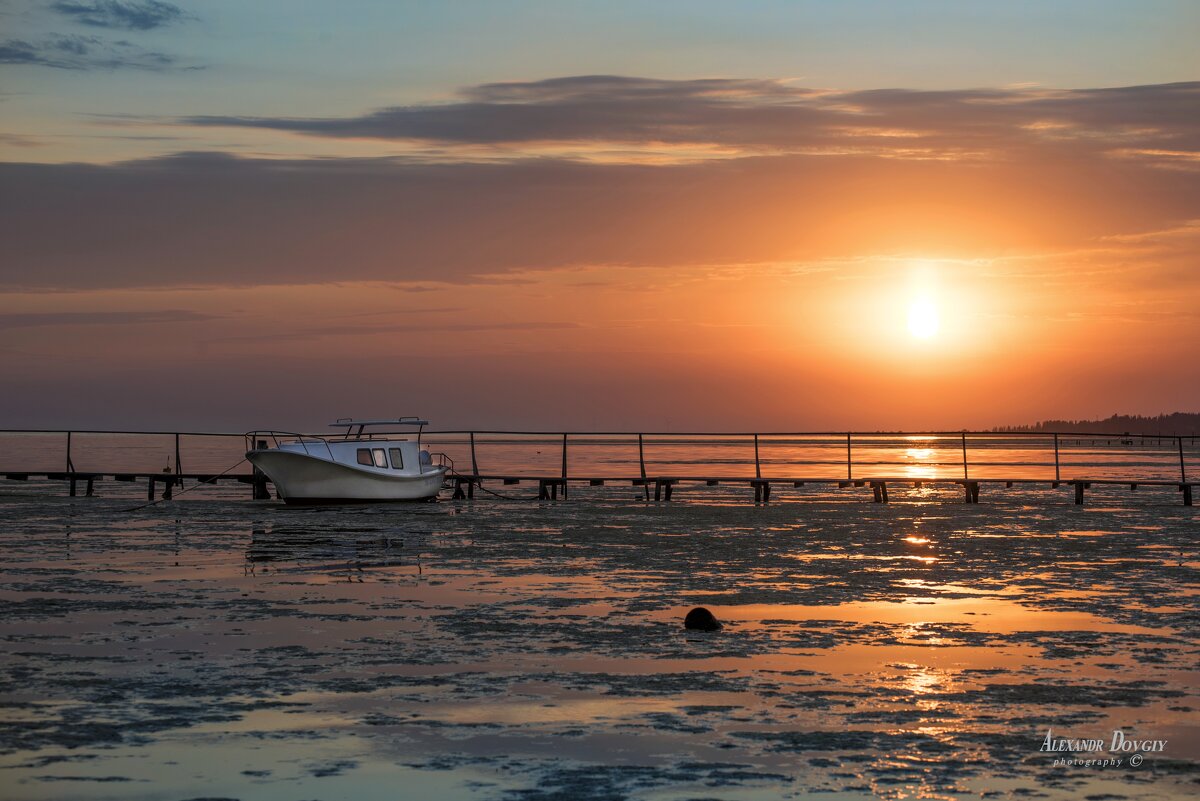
[907,297,940,339]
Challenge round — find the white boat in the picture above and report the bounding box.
[245,418,451,504]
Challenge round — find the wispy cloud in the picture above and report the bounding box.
[213,320,580,344]
[0,132,43,147]
[0,310,219,329]
[0,33,184,71]
[50,0,190,31]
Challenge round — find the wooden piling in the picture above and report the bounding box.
[1184,485,1193,506]
[638,434,649,501]
[1074,482,1085,505]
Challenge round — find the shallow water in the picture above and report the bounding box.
[0,480,1197,800]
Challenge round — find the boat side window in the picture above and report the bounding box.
[389,448,404,469]
[372,448,387,468]
[356,448,372,466]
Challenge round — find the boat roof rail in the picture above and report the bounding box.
[330,418,429,427]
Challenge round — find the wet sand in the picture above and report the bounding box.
[0,481,1197,799]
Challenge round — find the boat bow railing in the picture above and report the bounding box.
[428,452,454,473]
[245,430,337,461]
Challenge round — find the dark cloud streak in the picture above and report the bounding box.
[50,0,189,31]
[0,33,181,70]
[178,76,1200,154]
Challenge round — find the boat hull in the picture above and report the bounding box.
[246,450,446,504]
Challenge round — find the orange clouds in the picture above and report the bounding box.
[0,77,1196,428]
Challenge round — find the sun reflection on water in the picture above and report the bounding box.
[903,439,939,479]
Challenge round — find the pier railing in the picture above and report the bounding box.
[0,428,1195,504]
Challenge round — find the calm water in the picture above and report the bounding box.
[0,443,1197,800]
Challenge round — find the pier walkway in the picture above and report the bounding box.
[450,474,1194,505]
[0,470,1192,506]
[0,429,1194,506]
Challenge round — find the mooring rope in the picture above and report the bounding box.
[120,458,248,513]
[464,480,541,502]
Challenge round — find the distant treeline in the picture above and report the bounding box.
[996,413,1200,436]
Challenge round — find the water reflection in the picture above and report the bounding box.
[903,440,939,479]
[0,487,1193,801]
[244,527,422,578]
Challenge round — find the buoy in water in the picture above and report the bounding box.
[684,607,722,631]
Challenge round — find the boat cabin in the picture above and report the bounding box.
[270,418,438,477]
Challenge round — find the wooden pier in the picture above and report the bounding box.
[0,428,1195,506]
[448,474,1194,506]
[1,470,266,500]
[440,428,1195,506]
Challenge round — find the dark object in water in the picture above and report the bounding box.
[684,607,722,631]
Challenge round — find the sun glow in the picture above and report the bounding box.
[907,297,940,339]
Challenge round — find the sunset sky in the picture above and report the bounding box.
[2,0,1198,431]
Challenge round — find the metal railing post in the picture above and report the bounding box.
[470,432,479,476]
[559,434,568,496]
[961,432,969,480]
[1180,437,1187,483]
[66,431,74,472]
[846,433,852,480]
[1053,433,1060,482]
[638,433,648,500]
[754,433,761,479]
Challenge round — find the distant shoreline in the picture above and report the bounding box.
[995,413,1200,437]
